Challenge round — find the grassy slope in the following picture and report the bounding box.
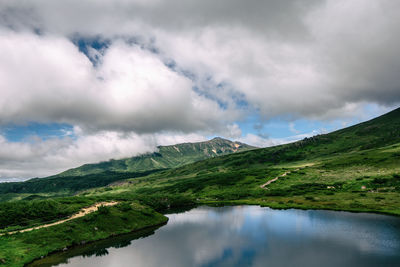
[0,170,162,197]
[0,138,254,198]
[0,197,96,234]
[0,202,167,267]
[85,107,400,215]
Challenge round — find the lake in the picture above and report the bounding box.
[29,206,400,267]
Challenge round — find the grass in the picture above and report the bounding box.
[0,197,96,234]
[81,139,400,217]
[0,202,168,267]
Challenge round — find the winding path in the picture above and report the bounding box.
[1,201,118,236]
[260,169,298,189]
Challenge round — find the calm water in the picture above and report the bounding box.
[30,206,400,267]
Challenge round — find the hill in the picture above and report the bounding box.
[133,107,400,179]
[0,138,254,196]
[93,107,400,215]
[57,137,255,177]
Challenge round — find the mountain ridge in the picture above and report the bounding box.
[56,137,255,177]
[0,107,399,197]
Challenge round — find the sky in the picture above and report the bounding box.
[0,0,399,181]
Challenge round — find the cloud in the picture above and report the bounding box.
[151,0,400,120]
[289,123,300,134]
[0,130,209,180]
[0,131,150,179]
[0,0,317,37]
[156,15,400,120]
[0,30,236,134]
[1,0,399,121]
[238,131,321,148]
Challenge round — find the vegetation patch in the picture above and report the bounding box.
[0,202,167,267]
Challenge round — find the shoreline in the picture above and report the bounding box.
[0,203,168,267]
[198,200,400,217]
[25,220,168,267]
[19,201,400,266]
[25,202,400,266]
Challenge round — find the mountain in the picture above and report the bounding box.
[0,138,255,195]
[57,137,255,177]
[158,107,400,174]
[1,108,400,204]
[119,107,400,216]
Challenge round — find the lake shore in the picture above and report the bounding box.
[200,199,400,217]
[2,195,400,267]
[0,203,168,267]
[26,205,400,267]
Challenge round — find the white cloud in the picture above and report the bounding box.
[0,130,210,180]
[0,30,236,134]
[238,131,321,148]
[289,122,300,134]
[1,0,399,122]
[1,0,399,121]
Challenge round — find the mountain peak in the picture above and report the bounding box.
[210,137,226,141]
[57,137,255,177]
[208,137,249,146]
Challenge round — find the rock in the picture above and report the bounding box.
[94,227,98,231]
[62,247,68,252]
[0,258,6,264]
[361,185,366,190]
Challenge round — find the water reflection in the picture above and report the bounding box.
[29,206,400,267]
[28,227,162,267]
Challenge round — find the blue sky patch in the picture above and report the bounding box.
[1,123,75,142]
[72,36,111,66]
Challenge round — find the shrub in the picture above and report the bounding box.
[372,178,387,184]
[98,206,110,215]
[118,202,133,212]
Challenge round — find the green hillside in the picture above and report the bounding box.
[86,107,400,215]
[157,106,400,173]
[0,138,254,197]
[58,137,255,177]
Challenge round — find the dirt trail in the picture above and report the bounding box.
[260,169,299,189]
[1,201,118,236]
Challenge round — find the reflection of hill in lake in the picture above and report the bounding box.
[27,225,162,267]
